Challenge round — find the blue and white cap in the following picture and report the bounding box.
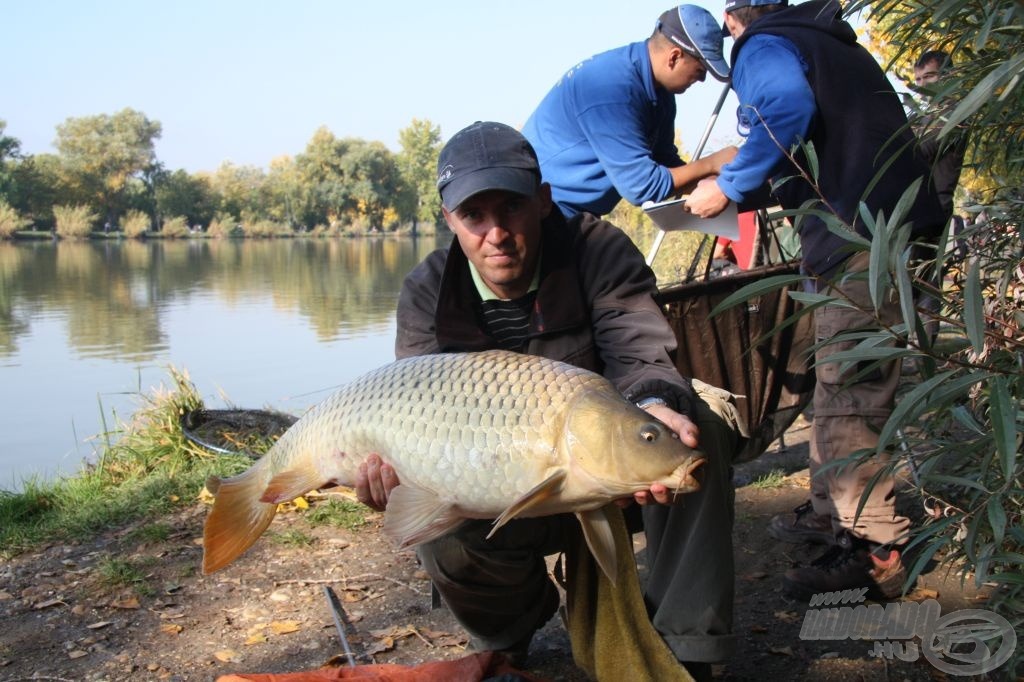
[724,0,788,12]
[656,5,731,82]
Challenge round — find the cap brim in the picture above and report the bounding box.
[440,167,539,210]
[704,56,731,82]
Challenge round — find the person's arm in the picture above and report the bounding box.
[687,36,815,217]
[577,218,697,418]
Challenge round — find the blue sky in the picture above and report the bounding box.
[4,0,743,173]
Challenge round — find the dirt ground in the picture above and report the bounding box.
[0,415,995,682]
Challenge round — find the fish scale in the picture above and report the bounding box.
[202,349,704,583]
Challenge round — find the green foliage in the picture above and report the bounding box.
[397,119,443,230]
[121,208,150,238]
[155,169,216,228]
[0,368,249,558]
[53,203,98,239]
[0,199,30,238]
[269,529,316,548]
[96,555,151,589]
[54,108,161,225]
[305,498,370,530]
[160,215,190,238]
[749,469,788,490]
[240,218,287,237]
[206,212,238,238]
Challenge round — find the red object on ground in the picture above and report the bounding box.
[216,651,543,682]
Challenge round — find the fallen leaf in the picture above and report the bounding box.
[110,596,140,610]
[34,598,66,610]
[245,633,268,646]
[214,649,239,663]
[160,624,183,636]
[71,604,87,616]
[86,621,112,630]
[68,650,88,660]
[750,625,768,634]
[769,646,794,656]
[774,610,800,623]
[365,636,395,655]
[741,572,768,581]
[269,620,301,635]
[0,591,12,601]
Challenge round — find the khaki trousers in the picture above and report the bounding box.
[809,252,910,545]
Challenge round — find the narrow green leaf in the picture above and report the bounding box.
[988,376,1018,480]
[877,371,957,451]
[868,211,888,311]
[987,495,1007,545]
[963,258,986,354]
[707,274,807,317]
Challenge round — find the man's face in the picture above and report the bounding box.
[442,186,551,300]
[664,50,708,94]
[914,60,942,87]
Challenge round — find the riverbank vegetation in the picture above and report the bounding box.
[0,369,249,559]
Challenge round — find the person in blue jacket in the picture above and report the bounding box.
[686,0,946,601]
[521,5,738,218]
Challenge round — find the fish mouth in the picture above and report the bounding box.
[670,456,706,495]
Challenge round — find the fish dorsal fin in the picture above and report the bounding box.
[260,467,330,505]
[576,507,619,586]
[487,470,567,539]
[383,483,465,548]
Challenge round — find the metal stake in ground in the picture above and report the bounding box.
[323,585,358,667]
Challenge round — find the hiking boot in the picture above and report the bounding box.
[782,531,907,602]
[768,501,834,545]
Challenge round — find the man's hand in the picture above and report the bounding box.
[355,453,400,511]
[616,403,700,507]
[685,177,730,218]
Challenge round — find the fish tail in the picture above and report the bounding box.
[202,466,279,574]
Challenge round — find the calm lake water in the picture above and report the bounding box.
[0,236,450,491]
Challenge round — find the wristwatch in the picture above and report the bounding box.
[635,396,668,410]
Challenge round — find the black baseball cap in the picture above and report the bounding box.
[436,121,541,210]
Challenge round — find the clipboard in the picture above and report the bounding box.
[642,198,739,240]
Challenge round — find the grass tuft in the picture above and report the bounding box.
[305,498,370,531]
[749,469,788,489]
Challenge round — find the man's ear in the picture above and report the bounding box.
[537,183,554,218]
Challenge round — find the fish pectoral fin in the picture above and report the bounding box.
[576,507,619,586]
[487,470,567,538]
[260,466,329,505]
[382,484,464,548]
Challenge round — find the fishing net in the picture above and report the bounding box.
[181,408,297,457]
[655,210,815,462]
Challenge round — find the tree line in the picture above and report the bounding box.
[0,111,444,238]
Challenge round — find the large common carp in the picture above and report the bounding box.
[202,350,704,583]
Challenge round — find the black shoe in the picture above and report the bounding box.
[782,531,907,601]
[768,501,834,545]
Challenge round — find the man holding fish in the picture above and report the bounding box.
[355,121,745,679]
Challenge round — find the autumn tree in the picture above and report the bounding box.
[54,108,162,227]
[155,169,217,229]
[397,119,443,232]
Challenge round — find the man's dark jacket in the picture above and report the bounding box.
[395,210,696,417]
[734,0,946,276]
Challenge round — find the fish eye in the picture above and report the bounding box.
[640,425,661,443]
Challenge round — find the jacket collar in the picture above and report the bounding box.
[434,211,589,351]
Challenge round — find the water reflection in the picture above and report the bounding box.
[0,235,450,488]
[0,237,446,361]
